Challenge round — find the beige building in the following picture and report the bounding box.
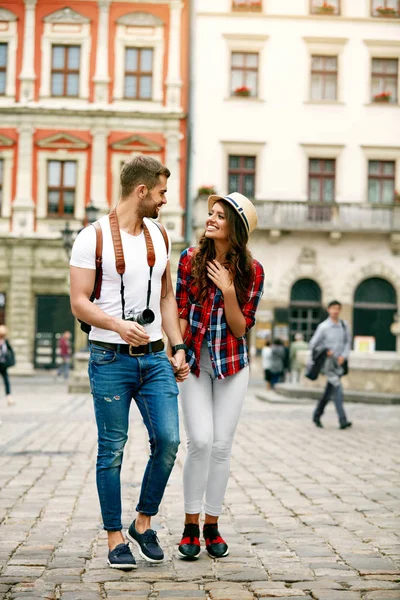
[192,0,400,354]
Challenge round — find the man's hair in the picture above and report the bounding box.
[328,300,342,308]
[120,155,170,199]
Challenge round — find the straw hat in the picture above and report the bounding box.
[208,192,258,234]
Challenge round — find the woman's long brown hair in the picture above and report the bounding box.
[191,200,254,306]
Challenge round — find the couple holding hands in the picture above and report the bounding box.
[70,156,264,569]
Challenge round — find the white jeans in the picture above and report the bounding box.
[179,343,249,516]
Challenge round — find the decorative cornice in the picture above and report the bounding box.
[0,8,17,21]
[0,134,15,146]
[363,39,400,48]
[36,132,89,149]
[116,11,164,27]
[44,7,90,24]
[303,36,349,44]
[110,134,162,152]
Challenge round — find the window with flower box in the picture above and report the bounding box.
[0,159,3,211]
[47,160,77,216]
[232,0,262,11]
[371,0,400,18]
[231,52,259,98]
[124,48,153,100]
[311,55,338,101]
[371,58,398,103]
[310,0,340,15]
[368,161,395,204]
[51,45,80,97]
[0,44,7,95]
[228,155,256,198]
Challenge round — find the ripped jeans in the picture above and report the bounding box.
[88,343,180,531]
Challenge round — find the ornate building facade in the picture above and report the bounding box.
[192,0,400,355]
[0,0,188,373]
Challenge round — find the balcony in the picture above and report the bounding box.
[255,201,400,233]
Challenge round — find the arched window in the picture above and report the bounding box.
[353,277,397,351]
[289,279,322,341]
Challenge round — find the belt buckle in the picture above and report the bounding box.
[129,345,145,357]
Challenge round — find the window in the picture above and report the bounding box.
[231,53,259,98]
[309,159,335,202]
[0,44,7,96]
[368,161,395,204]
[228,155,256,197]
[0,159,3,211]
[310,0,340,15]
[232,0,262,11]
[124,48,153,100]
[371,0,400,18]
[371,58,398,103]
[51,45,80,97]
[47,160,77,216]
[311,55,337,100]
[290,279,322,342]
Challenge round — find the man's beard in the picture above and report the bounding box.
[138,191,159,219]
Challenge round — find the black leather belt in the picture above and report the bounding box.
[90,339,164,356]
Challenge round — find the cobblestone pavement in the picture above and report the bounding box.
[0,376,399,600]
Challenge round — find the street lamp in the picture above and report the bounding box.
[85,201,100,225]
[61,201,100,258]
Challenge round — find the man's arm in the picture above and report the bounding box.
[70,266,150,346]
[341,321,352,359]
[160,262,189,377]
[309,323,324,353]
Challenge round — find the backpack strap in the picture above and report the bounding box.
[90,221,103,301]
[153,221,170,298]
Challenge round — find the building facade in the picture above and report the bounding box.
[0,0,188,373]
[192,0,400,353]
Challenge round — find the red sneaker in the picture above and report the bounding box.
[203,524,229,558]
[178,523,201,560]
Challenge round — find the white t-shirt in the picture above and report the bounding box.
[70,215,170,344]
[261,346,272,370]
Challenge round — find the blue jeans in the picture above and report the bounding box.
[314,380,348,425]
[88,344,180,531]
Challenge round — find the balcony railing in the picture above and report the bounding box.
[255,201,400,232]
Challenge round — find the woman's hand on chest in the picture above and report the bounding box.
[206,260,233,296]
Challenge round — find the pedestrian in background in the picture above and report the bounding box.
[0,325,15,408]
[270,338,285,389]
[289,333,308,383]
[310,300,352,430]
[261,339,272,390]
[57,331,72,380]
[175,192,264,561]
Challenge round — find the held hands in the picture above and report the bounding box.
[117,320,150,346]
[170,349,190,382]
[206,260,233,295]
[337,356,345,366]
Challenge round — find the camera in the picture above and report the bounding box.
[125,308,155,326]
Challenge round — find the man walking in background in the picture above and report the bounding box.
[289,333,308,383]
[310,300,352,430]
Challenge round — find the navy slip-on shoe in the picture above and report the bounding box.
[126,520,164,563]
[107,543,137,570]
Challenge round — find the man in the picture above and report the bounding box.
[70,156,189,570]
[309,300,352,430]
[289,333,308,384]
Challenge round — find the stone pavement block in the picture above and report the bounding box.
[310,593,361,600]
[348,580,400,591]
[364,593,400,600]
[104,582,151,592]
[250,582,307,597]
[206,582,254,600]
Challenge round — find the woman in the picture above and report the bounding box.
[174,192,264,560]
[0,325,15,408]
[270,338,285,389]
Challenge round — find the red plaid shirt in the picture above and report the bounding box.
[176,248,264,379]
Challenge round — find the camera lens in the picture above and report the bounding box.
[141,308,155,325]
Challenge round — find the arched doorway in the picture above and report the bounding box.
[353,278,397,351]
[289,279,323,341]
